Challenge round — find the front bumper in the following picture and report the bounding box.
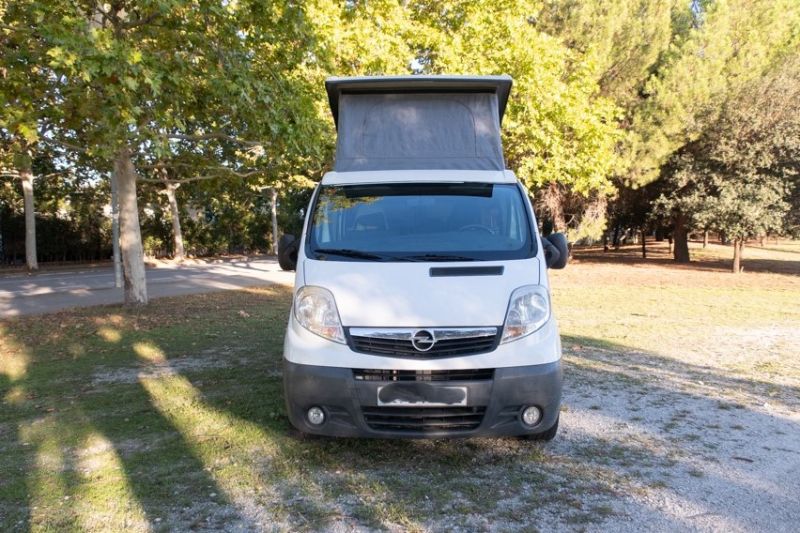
[283,360,562,438]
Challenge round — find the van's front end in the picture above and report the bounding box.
[283,169,563,440]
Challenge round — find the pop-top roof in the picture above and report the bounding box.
[325,75,513,172]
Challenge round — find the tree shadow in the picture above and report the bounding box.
[573,242,800,276]
[173,326,800,530]
[561,334,800,411]
[0,322,252,531]
[4,289,798,531]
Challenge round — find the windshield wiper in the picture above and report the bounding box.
[403,254,477,262]
[313,248,396,261]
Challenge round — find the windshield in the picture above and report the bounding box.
[306,183,535,262]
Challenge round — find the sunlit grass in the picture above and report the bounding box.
[551,241,800,386]
[1,246,798,531]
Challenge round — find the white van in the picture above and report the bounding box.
[280,76,568,440]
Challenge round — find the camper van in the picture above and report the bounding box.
[279,75,568,439]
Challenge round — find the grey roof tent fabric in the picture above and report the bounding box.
[325,75,513,172]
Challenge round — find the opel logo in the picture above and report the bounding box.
[411,330,436,352]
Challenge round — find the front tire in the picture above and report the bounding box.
[278,234,298,271]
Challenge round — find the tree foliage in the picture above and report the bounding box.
[653,55,800,269]
[1,0,799,280]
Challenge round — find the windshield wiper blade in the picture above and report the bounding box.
[313,248,394,261]
[403,254,477,262]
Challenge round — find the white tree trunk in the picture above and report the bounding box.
[114,147,148,305]
[270,187,279,255]
[164,183,185,261]
[20,169,38,271]
[110,171,123,287]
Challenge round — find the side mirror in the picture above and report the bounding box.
[543,233,569,269]
[278,234,299,271]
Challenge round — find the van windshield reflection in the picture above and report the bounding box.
[307,183,535,262]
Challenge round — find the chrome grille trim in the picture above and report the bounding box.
[348,327,498,341]
[347,327,500,358]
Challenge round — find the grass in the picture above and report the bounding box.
[1,240,798,531]
[552,240,800,394]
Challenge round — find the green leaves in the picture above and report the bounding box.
[414,0,622,197]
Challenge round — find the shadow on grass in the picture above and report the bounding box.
[2,288,798,531]
[176,327,800,530]
[561,335,800,411]
[0,322,252,530]
[573,243,800,276]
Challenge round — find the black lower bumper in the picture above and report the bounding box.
[283,360,562,438]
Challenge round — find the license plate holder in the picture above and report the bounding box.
[377,382,467,407]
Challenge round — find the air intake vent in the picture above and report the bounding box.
[353,368,494,382]
[429,266,504,277]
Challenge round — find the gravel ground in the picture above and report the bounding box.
[547,345,800,532]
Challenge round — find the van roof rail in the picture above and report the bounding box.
[325,75,513,129]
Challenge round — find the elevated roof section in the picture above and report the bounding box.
[325,75,513,128]
[324,75,513,173]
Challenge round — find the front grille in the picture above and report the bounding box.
[353,368,494,382]
[348,327,499,358]
[362,406,486,432]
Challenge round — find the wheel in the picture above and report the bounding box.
[523,415,559,441]
[278,234,299,271]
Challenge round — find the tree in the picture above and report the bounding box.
[0,0,59,271]
[654,55,800,270]
[627,0,800,186]
[709,176,788,272]
[23,0,327,304]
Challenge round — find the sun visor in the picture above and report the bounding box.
[326,76,512,172]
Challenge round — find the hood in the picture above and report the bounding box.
[302,258,541,327]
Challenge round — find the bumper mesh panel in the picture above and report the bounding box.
[362,406,486,432]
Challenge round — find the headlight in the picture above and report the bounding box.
[501,285,550,343]
[293,286,345,343]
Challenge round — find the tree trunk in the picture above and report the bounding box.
[110,171,123,287]
[541,182,566,232]
[270,187,279,255]
[163,183,185,261]
[641,227,647,259]
[673,213,690,263]
[703,230,709,248]
[732,239,744,273]
[612,225,621,248]
[114,147,148,305]
[20,168,38,271]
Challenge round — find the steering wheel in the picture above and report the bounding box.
[458,224,494,234]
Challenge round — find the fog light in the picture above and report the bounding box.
[522,406,542,427]
[307,406,325,426]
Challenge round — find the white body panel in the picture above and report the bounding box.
[303,258,540,327]
[284,169,561,370]
[284,312,561,369]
